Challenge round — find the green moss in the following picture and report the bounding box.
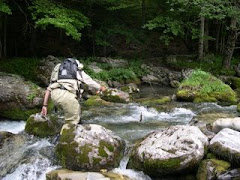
[237,103,240,112]
[25,114,60,137]
[0,108,39,120]
[84,96,110,107]
[207,153,217,159]
[138,96,171,106]
[98,141,115,158]
[177,70,237,103]
[210,159,230,173]
[196,160,208,180]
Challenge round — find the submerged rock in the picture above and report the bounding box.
[0,72,44,120]
[196,159,230,180]
[210,128,240,166]
[25,113,64,137]
[0,131,27,177]
[56,124,124,171]
[212,117,240,133]
[46,169,130,180]
[217,169,240,180]
[128,125,208,177]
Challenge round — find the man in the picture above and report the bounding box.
[41,58,106,133]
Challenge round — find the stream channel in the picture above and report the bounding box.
[0,85,238,180]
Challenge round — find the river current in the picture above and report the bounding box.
[0,86,238,180]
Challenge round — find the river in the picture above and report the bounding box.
[0,85,238,180]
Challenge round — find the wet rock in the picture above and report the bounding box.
[210,128,240,166]
[0,131,27,177]
[83,96,112,107]
[25,113,64,137]
[0,72,44,120]
[36,55,61,86]
[55,124,124,171]
[121,83,139,94]
[196,159,230,180]
[137,96,171,106]
[129,125,208,176]
[46,169,130,180]
[217,168,240,180]
[142,74,161,84]
[101,88,130,103]
[212,117,240,133]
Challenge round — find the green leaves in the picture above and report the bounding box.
[0,0,11,14]
[30,0,90,41]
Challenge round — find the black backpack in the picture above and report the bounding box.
[58,58,78,80]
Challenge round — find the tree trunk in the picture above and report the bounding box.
[198,16,204,60]
[142,0,146,25]
[223,18,237,69]
[215,23,221,53]
[204,19,209,54]
[3,15,7,57]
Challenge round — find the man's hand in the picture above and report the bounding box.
[41,106,48,117]
[97,86,107,94]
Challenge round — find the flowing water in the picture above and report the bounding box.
[0,85,238,180]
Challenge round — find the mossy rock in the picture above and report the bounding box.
[25,113,63,137]
[83,96,111,107]
[196,159,230,180]
[55,124,124,171]
[101,88,130,103]
[237,103,240,113]
[176,70,237,103]
[0,108,40,120]
[137,96,171,106]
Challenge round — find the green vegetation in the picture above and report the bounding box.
[177,70,237,103]
[0,57,41,83]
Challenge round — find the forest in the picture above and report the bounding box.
[0,0,239,69]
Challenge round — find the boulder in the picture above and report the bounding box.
[128,125,208,176]
[142,74,161,84]
[0,72,44,120]
[46,169,130,180]
[196,159,230,180]
[55,124,124,171]
[25,113,64,137]
[101,88,130,103]
[210,128,240,165]
[212,117,240,133]
[176,70,237,103]
[36,55,61,86]
[0,131,27,177]
[120,83,139,94]
[217,169,240,180]
[137,96,171,106]
[83,96,112,107]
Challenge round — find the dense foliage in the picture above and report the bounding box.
[0,0,239,68]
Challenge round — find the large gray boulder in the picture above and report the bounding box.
[56,124,124,171]
[0,72,44,120]
[0,131,27,177]
[98,57,128,68]
[210,128,240,165]
[128,125,208,176]
[36,55,61,85]
[212,117,240,133]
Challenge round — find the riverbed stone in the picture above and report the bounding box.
[83,95,112,107]
[55,124,124,171]
[128,125,208,177]
[210,128,240,165]
[212,117,240,133]
[196,159,230,180]
[0,131,27,177]
[217,168,240,180]
[0,72,44,120]
[120,83,139,94]
[46,169,130,180]
[101,88,130,103]
[25,113,64,137]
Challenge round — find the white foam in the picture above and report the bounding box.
[0,121,26,134]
